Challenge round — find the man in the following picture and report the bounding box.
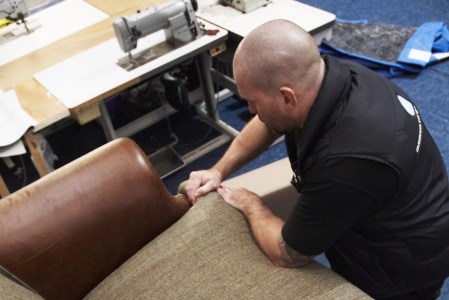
[184,19,449,299]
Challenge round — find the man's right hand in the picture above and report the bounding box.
[184,168,223,204]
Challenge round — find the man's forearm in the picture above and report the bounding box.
[243,200,312,268]
[244,202,286,266]
[214,116,279,179]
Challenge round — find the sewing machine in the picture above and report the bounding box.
[0,0,28,22]
[221,0,271,13]
[0,0,43,44]
[113,0,204,71]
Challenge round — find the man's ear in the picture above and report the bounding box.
[279,87,298,109]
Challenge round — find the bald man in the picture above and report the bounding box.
[184,20,449,299]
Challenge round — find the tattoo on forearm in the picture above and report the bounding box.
[279,236,312,268]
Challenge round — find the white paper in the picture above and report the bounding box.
[0,140,27,157]
[34,21,228,108]
[0,0,109,66]
[0,90,37,147]
[34,31,166,108]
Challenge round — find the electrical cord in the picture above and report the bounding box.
[19,155,27,188]
[142,79,179,154]
[141,56,229,154]
[175,57,223,149]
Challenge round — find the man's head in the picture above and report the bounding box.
[233,19,324,134]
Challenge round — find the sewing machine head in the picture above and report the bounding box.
[0,0,28,22]
[113,0,202,54]
[0,0,41,43]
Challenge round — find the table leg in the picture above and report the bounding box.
[0,174,9,198]
[98,102,117,142]
[197,52,239,138]
[198,52,219,121]
[23,130,51,177]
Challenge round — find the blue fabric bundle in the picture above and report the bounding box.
[320,20,449,78]
[398,22,449,67]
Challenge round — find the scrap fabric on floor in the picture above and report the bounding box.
[320,21,449,78]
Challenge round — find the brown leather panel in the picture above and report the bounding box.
[0,138,190,300]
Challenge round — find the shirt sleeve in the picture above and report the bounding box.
[281,157,398,256]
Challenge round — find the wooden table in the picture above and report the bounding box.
[196,0,336,43]
[1,0,162,133]
[0,0,335,191]
[0,0,227,181]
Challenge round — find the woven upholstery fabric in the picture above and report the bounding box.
[88,192,370,299]
[0,272,42,300]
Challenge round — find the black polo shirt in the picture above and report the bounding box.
[281,55,449,298]
[282,157,397,255]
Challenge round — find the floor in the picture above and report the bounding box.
[1,0,448,298]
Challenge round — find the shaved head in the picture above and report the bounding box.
[233,19,322,97]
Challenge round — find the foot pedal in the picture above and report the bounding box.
[148,146,185,178]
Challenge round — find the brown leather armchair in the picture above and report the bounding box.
[0,138,190,299]
[0,138,369,300]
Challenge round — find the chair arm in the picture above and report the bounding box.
[0,138,190,300]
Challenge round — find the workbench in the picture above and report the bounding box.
[0,0,234,184]
[196,0,336,96]
[0,0,335,194]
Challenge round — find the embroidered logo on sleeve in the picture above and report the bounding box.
[413,106,423,154]
[397,95,415,116]
[397,95,422,154]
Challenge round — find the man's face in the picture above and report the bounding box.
[236,72,296,135]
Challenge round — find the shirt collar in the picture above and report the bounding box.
[289,56,352,171]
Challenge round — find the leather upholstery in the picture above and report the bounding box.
[0,138,190,300]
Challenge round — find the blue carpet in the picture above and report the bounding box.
[1,0,448,297]
[298,2,449,173]
[165,1,449,297]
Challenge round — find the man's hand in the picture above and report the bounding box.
[184,168,222,204]
[218,185,313,268]
[217,186,262,213]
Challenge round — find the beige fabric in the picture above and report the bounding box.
[223,157,293,197]
[0,272,42,300]
[88,192,370,299]
[223,157,297,220]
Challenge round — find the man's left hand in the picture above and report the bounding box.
[217,186,262,213]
